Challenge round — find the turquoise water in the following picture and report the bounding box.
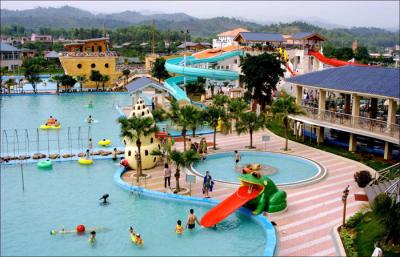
[192,151,320,185]
[1,75,79,92]
[1,160,267,256]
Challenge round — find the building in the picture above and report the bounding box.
[30,33,52,42]
[20,48,37,58]
[286,65,399,160]
[212,27,249,49]
[58,37,120,88]
[234,32,286,47]
[0,43,22,71]
[177,42,211,52]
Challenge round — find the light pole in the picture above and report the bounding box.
[134,151,139,184]
[342,185,350,227]
[181,29,190,89]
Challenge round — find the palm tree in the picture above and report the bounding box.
[24,65,42,94]
[271,92,304,151]
[170,149,201,193]
[228,97,248,131]
[122,69,131,85]
[150,139,173,164]
[100,75,110,91]
[152,108,168,122]
[175,105,195,151]
[49,75,63,94]
[212,94,230,109]
[236,111,267,148]
[5,78,15,93]
[90,70,102,91]
[76,75,87,91]
[204,105,227,150]
[118,116,158,183]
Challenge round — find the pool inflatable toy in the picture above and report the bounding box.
[78,158,93,165]
[40,124,61,130]
[98,139,111,147]
[200,172,287,227]
[120,159,129,168]
[77,224,86,233]
[242,163,261,174]
[124,97,160,170]
[37,160,52,169]
[50,226,110,235]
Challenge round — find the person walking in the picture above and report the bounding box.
[164,163,171,189]
[202,171,214,198]
[371,242,383,257]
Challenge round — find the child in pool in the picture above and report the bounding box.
[175,220,184,234]
[88,231,96,244]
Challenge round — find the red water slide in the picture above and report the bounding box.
[308,50,367,67]
[285,63,296,76]
[200,186,261,227]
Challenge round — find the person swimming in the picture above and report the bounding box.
[99,194,109,204]
[134,234,144,245]
[46,116,56,125]
[88,231,96,244]
[87,115,94,124]
[175,220,184,234]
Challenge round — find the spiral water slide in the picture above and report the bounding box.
[164,50,244,103]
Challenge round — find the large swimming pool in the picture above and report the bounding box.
[192,151,322,186]
[1,160,269,256]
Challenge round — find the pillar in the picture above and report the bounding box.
[348,133,357,152]
[352,94,360,126]
[296,85,303,106]
[387,99,397,129]
[344,94,351,114]
[318,89,326,115]
[317,126,324,144]
[384,142,392,160]
[370,98,378,119]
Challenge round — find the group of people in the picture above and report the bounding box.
[188,138,208,160]
[45,116,60,126]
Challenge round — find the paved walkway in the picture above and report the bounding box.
[121,129,373,256]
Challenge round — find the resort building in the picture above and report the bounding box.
[177,42,211,52]
[0,43,22,71]
[59,37,120,87]
[212,27,249,48]
[30,33,52,42]
[286,65,400,160]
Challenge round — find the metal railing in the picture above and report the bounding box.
[299,106,400,140]
[375,163,400,183]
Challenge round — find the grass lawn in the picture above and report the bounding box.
[353,212,400,257]
[266,120,395,171]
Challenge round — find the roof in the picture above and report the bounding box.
[289,32,326,41]
[193,45,244,59]
[45,50,59,58]
[0,43,21,52]
[286,66,400,99]
[125,77,166,94]
[218,28,250,37]
[178,42,211,48]
[234,32,285,42]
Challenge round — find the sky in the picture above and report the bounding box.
[2,1,399,29]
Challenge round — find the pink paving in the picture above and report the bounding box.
[121,129,373,256]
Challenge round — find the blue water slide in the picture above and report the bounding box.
[164,50,244,103]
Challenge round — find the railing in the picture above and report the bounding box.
[375,163,400,183]
[59,51,118,57]
[298,106,400,140]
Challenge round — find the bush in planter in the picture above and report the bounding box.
[354,170,372,187]
[346,211,365,228]
[339,228,358,257]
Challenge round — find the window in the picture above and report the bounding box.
[145,150,148,156]
[147,110,150,114]
[128,150,131,156]
[77,64,82,69]
[105,63,109,68]
[153,157,157,163]
[234,59,238,64]
[150,137,154,143]
[138,106,141,110]
[158,144,161,150]
[91,63,96,68]
[124,139,126,145]
[142,111,145,116]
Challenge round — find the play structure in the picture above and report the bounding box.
[200,172,287,227]
[164,50,243,104]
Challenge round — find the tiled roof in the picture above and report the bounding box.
[177,42,211,48]
[218,28,250,37]
[0,43,21,52]
[286,66,400,99]
[290,32,326,41]
[125,77,165,94]
[193,45,243,59]
[44,50,59,58]
[235,32,285,42]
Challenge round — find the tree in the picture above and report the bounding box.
[100,75,110,91]
[152,108,168,122]
[204,105,227,150]
[212,94,230,109]
[151,57,169,82]
[335,47,354,61]
[118,116,158,183]
[49,75,63,94]
[228,97,248,131]
[188,107,205,137]
[354,46,369,63]
[59,75,77,92]
[170,149,201,193]
[373,193,400,244]
[236,111,267,148]
[76,75,87,91]
[89,70,102,91]
[240,52,284,110]
[271,92,304,151]
[5,78,16,93]
[122,69,131,85]
[175,105,197,151]
[24,64,41,94]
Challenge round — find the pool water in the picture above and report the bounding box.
[192,151,321,185]
[1,75,80,92]
[1,160,267,256]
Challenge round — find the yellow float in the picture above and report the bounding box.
[78,158,93,165]
[98,139,112,147]
[40,124,61,130]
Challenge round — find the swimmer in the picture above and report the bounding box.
[186,209,200,230]
[112,148,117,161]
[175,220,184,234]
[99,194,109,204]
[87,115,94,124]
[234,150,241,166]
[85,149,91,159]
[54,119,60,126]
[134,234,144,245]
[47,115,56,125]
[88,231,96,244]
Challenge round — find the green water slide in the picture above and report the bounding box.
[164,50,244,103]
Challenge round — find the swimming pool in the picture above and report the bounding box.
[192,151,323,186]
[1,74,79,92]
[1,160,270,256]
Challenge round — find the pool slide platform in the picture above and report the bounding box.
[164,50,243,103]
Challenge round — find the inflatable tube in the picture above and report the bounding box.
[243,167,253,174]
[98,139,111,147]
[37,160,52,169]
[78,158,93,165]
[40,124,61,130]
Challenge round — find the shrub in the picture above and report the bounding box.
[354,170,372,188]
[339,228,358,257]
[372,193,392,216]
[346,211,365,228]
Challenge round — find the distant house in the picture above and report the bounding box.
[234,32,286,46]
[20,48,38,58]
[213,27,250,48]
[31,33,53,42]
[0,43,22,71]
[177,42,211,51]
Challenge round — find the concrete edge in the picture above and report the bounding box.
[332,224,347,257]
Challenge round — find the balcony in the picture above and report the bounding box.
[59,51,118,57]
[290,106,400,144]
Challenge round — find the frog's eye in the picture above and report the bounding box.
[263,180,268,186]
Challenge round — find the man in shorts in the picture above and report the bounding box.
[186,209,200,230]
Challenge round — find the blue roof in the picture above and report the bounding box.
[125,77,165,94]
[290,32,326,41]
[286,66,400,99]
[237,32,285,42]
[0,43,21,52]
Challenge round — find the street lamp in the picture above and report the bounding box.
[341,185,350,227]
[134,151,140,184]
[180,29,190,88]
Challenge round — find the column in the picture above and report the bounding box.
[387,99,397,129]
[296,85,303,106]
[384,142,392,160]
[318,89,326,115]
[344,94,351,114]
[317,126,324,144]
[370,98,378,119]
[348,133,357,152]
[351,94,360,127]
